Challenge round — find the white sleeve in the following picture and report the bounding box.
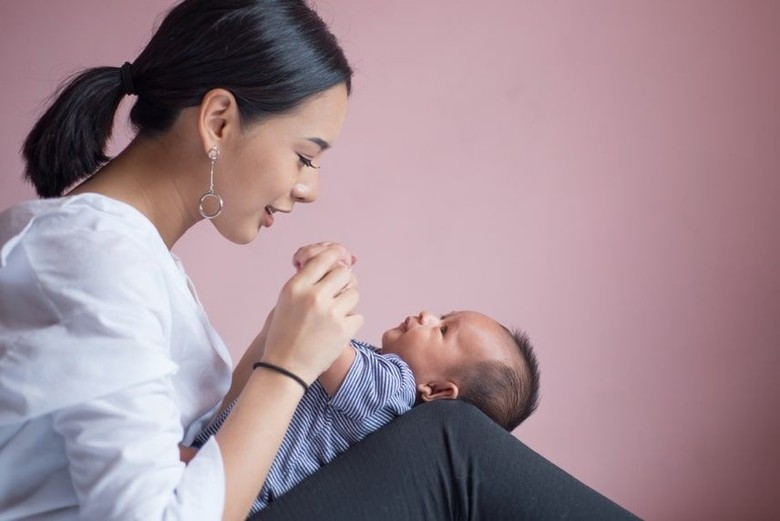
[0,213,227,519]
[52,379,225,521]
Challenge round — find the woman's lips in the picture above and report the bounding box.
[263,206,275,227]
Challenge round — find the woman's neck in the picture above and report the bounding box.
[68,134,202,250]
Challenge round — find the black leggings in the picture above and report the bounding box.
[252,401,639,520]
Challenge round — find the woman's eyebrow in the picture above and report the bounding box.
[306,137,330,150]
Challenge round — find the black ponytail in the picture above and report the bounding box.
[23,67,126,198]
[22,0,353,198]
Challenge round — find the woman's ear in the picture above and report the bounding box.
[417,381,459,402]
[197,88,240,153]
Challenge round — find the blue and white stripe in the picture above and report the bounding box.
[194,340,416,515]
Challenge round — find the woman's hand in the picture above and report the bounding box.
[251,241,355,361]
[220,243,357,410]
[262,246,363,384]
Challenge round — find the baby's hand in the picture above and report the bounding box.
[293,242,356,271]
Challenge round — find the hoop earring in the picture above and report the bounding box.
[199,146,224,219]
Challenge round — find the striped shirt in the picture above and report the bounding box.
[194,340,416,514]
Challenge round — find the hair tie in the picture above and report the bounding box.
[252,362,309,393]
[120,62,136,96]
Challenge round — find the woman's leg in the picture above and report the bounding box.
[253,400,639,520]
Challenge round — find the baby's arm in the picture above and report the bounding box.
[327,343,417,432]
[318,343,357,396]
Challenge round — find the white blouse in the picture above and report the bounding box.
[0,194,233,520]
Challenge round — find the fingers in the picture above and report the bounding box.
[293,247,347,286]
[330,286,364,337]
[343,271,359,292]
[333,286,360,317]
[342,311,365,339]
[317,263,357,299]
[293,242,356,271]
[293,242,332,270]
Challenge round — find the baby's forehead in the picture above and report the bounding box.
[451,310,504,331]
[452,311,514,350]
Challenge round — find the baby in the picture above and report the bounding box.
[193,243,541,515]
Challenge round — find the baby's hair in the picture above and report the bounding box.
[456,328,540,431]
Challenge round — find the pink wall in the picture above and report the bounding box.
[2,1,779,518]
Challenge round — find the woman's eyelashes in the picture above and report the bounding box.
[297,153,320,169]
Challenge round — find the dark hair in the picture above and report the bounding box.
[456,329,541,431]
[23,0,353,198]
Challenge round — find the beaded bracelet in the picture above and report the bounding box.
[252,361,309,393]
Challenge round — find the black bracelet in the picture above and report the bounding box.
[252,362,309,393]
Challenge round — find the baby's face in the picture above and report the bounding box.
[381,310,515,387]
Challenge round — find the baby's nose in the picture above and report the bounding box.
[418,310,438,326]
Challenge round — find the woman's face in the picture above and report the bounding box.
[213,83,349,244]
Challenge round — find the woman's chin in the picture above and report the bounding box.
[215,222,258,245]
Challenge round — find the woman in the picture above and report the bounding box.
[0,1,637,519]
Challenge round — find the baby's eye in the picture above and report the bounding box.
[440,325,448,335]
[297,154,320,169]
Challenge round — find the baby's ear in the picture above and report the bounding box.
[417,381,459,402]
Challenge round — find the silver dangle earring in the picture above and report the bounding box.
[199,146,224,219]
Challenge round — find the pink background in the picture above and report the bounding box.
[2,1,779,519]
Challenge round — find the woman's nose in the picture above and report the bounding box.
[292,172,319,203]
